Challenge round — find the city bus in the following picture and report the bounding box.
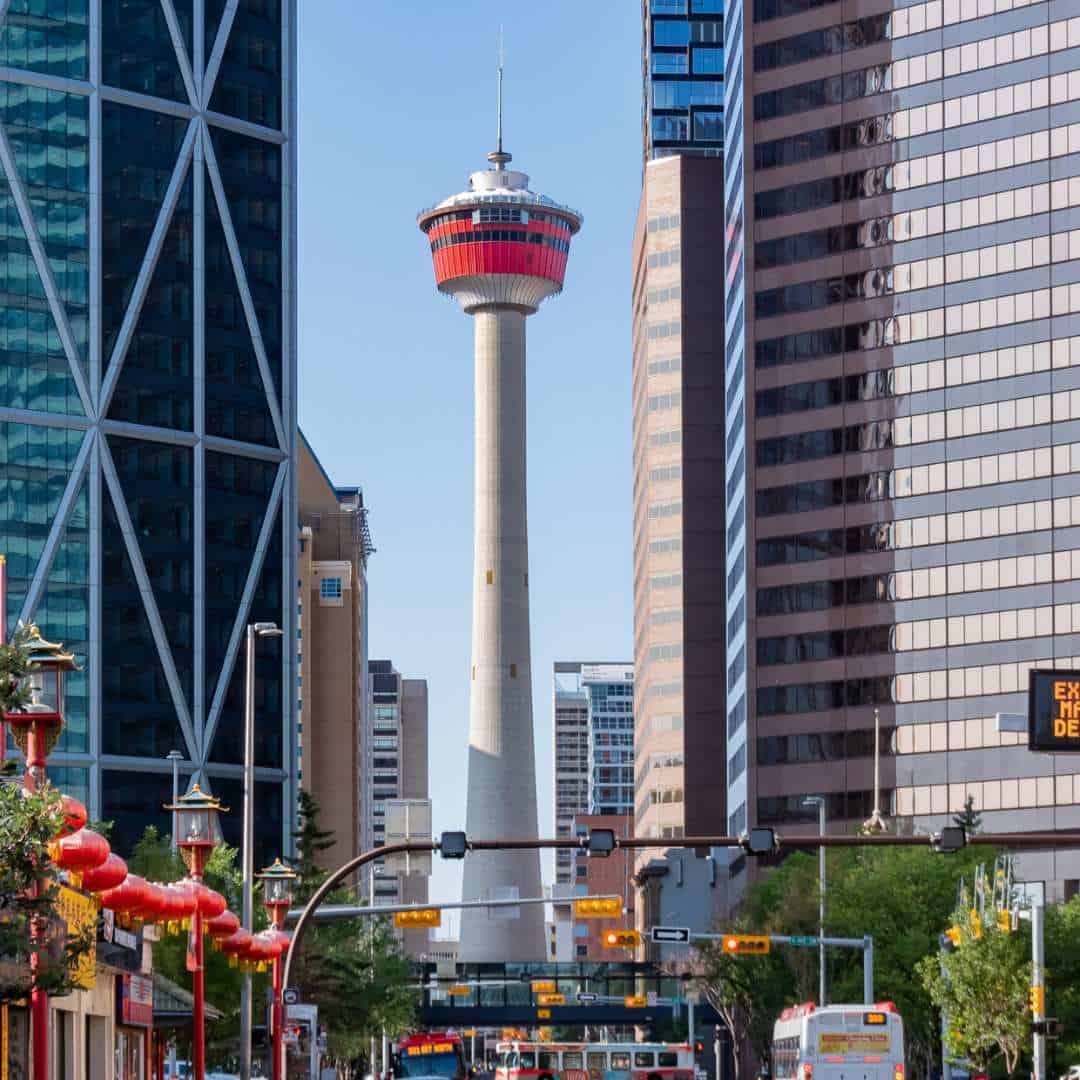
[495,1041,695,1080]
[394,1033,469,1080]
[772,1003,905,1080]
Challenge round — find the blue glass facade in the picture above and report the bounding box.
[0,0,296,871]
[644,0,725,160]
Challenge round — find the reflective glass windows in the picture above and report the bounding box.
[209,0,282,129]
[102,0,189,102]
[0,0,88,79]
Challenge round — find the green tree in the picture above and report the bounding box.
[952,796,982,835]
[826,844,984,1080]
[0,780,95,1002]
[1043,896,1080,1068]
[917,908,1029,1076]
[0,624,93,1003]
[291,793,414,1071]
[127,826,268,1066]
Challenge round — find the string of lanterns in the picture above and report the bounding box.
[44,792,288,973]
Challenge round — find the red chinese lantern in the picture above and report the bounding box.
[99,873,149,914]
[190,881,226,919]
[206,910,240,941]
[133,883,169,923]
[50,827,109,873]
[55,794,87,838]
[80,853,128,893]
[219,928,253,967]
[248,933,276,972]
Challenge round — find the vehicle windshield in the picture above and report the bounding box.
[396,1052,462,1079]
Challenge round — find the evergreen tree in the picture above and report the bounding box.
[952,795,982,835]
[294,790,335,894]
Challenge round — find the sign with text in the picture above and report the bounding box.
[1029,671,1080,750]
[56,885,97,989]
[117,973,153,1027]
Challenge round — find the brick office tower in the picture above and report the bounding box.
[418,103,582,959]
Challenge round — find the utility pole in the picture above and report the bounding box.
[1033,900,1046,1080]
[802,796,827,1005]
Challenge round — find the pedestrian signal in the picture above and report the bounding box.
[394,908,441,929]
[603,929,641,949]
[722,934,770,955]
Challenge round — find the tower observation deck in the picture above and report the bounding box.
[418,135,581,961]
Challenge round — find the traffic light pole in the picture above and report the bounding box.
[1033,900,1046,1080]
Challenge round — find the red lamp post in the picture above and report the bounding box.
[256,859,298,1080]
[4,627,79,1080]
[165,784,225,1080]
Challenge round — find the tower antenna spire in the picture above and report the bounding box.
[488,27,512,170]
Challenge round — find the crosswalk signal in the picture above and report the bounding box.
[603,929,641,949]
[723,934,770,955]
[944,926,961,948]
[394,908,441,929]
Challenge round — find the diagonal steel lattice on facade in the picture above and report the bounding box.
[0,0,297,865]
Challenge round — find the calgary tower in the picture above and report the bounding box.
[418,68,581,960]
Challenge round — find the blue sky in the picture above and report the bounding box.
[297,3,641,925]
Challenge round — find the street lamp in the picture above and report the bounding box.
[165,783,226,1080]
[4,626,79,1080]
[166,750,184,852]
[240,621,283,1080]
[257,859,299,1080]
[802,795,827,1006]
[861,708,890,836]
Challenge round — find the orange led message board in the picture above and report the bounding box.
[1029,670,1080,751]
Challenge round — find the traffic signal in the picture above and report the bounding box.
[537,1009,551,1021]
[537,993,566,1006]
[943,926,961,948]
[530,980,556,994]
[1030,986,1046,1014]
[722,934,770,955]
[997,910,1012,933]
[603,929,642,949]
[969,910,982,940]
[624,995,647,1008]
[575,897,622,918]
[395,908,441,929]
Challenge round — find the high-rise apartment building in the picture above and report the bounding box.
[633,1,728,863]
[724,0,1080,895]
[0,0,297,867]
[297,434,374,871]
[553,662,635,885]
[366,659,430,950]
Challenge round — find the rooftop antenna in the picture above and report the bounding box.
[488,28,512,170]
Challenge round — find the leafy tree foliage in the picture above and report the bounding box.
[291,792,414,1072]
[952,796,982,835]
[0,780,95,1002]
[0,625,93,1003]
[127,826,269,1066]
[917,908,1029,1075]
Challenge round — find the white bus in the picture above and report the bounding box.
[772,1003,904,1080]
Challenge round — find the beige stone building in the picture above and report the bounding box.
[297,434,374,871]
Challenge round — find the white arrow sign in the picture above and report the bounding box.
[650,926,691,944]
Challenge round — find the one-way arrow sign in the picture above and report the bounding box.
[577,992,598,1004]
[650,926,691,944]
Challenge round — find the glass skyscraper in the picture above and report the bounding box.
[724,0,1080,896]
[0,0,297,866]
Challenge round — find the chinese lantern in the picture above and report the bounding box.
[55,794,87,838]
[191,881,226,920]
[132,883,169,924]
[264,928,290,957]
[50,827,109,873]
[248,933,276,973]
[99,873,149,914]
[206,909,240,945]
[219,928,253,967]
[80,853,128,893]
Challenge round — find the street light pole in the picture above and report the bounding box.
[240,622,283,1080]
[803,796,827,1006]
[167,750,183,852]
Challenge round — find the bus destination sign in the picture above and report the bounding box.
[1029,670,1080,751]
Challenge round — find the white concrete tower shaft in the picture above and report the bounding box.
[460,306,545,960]
[418,147,581,963]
